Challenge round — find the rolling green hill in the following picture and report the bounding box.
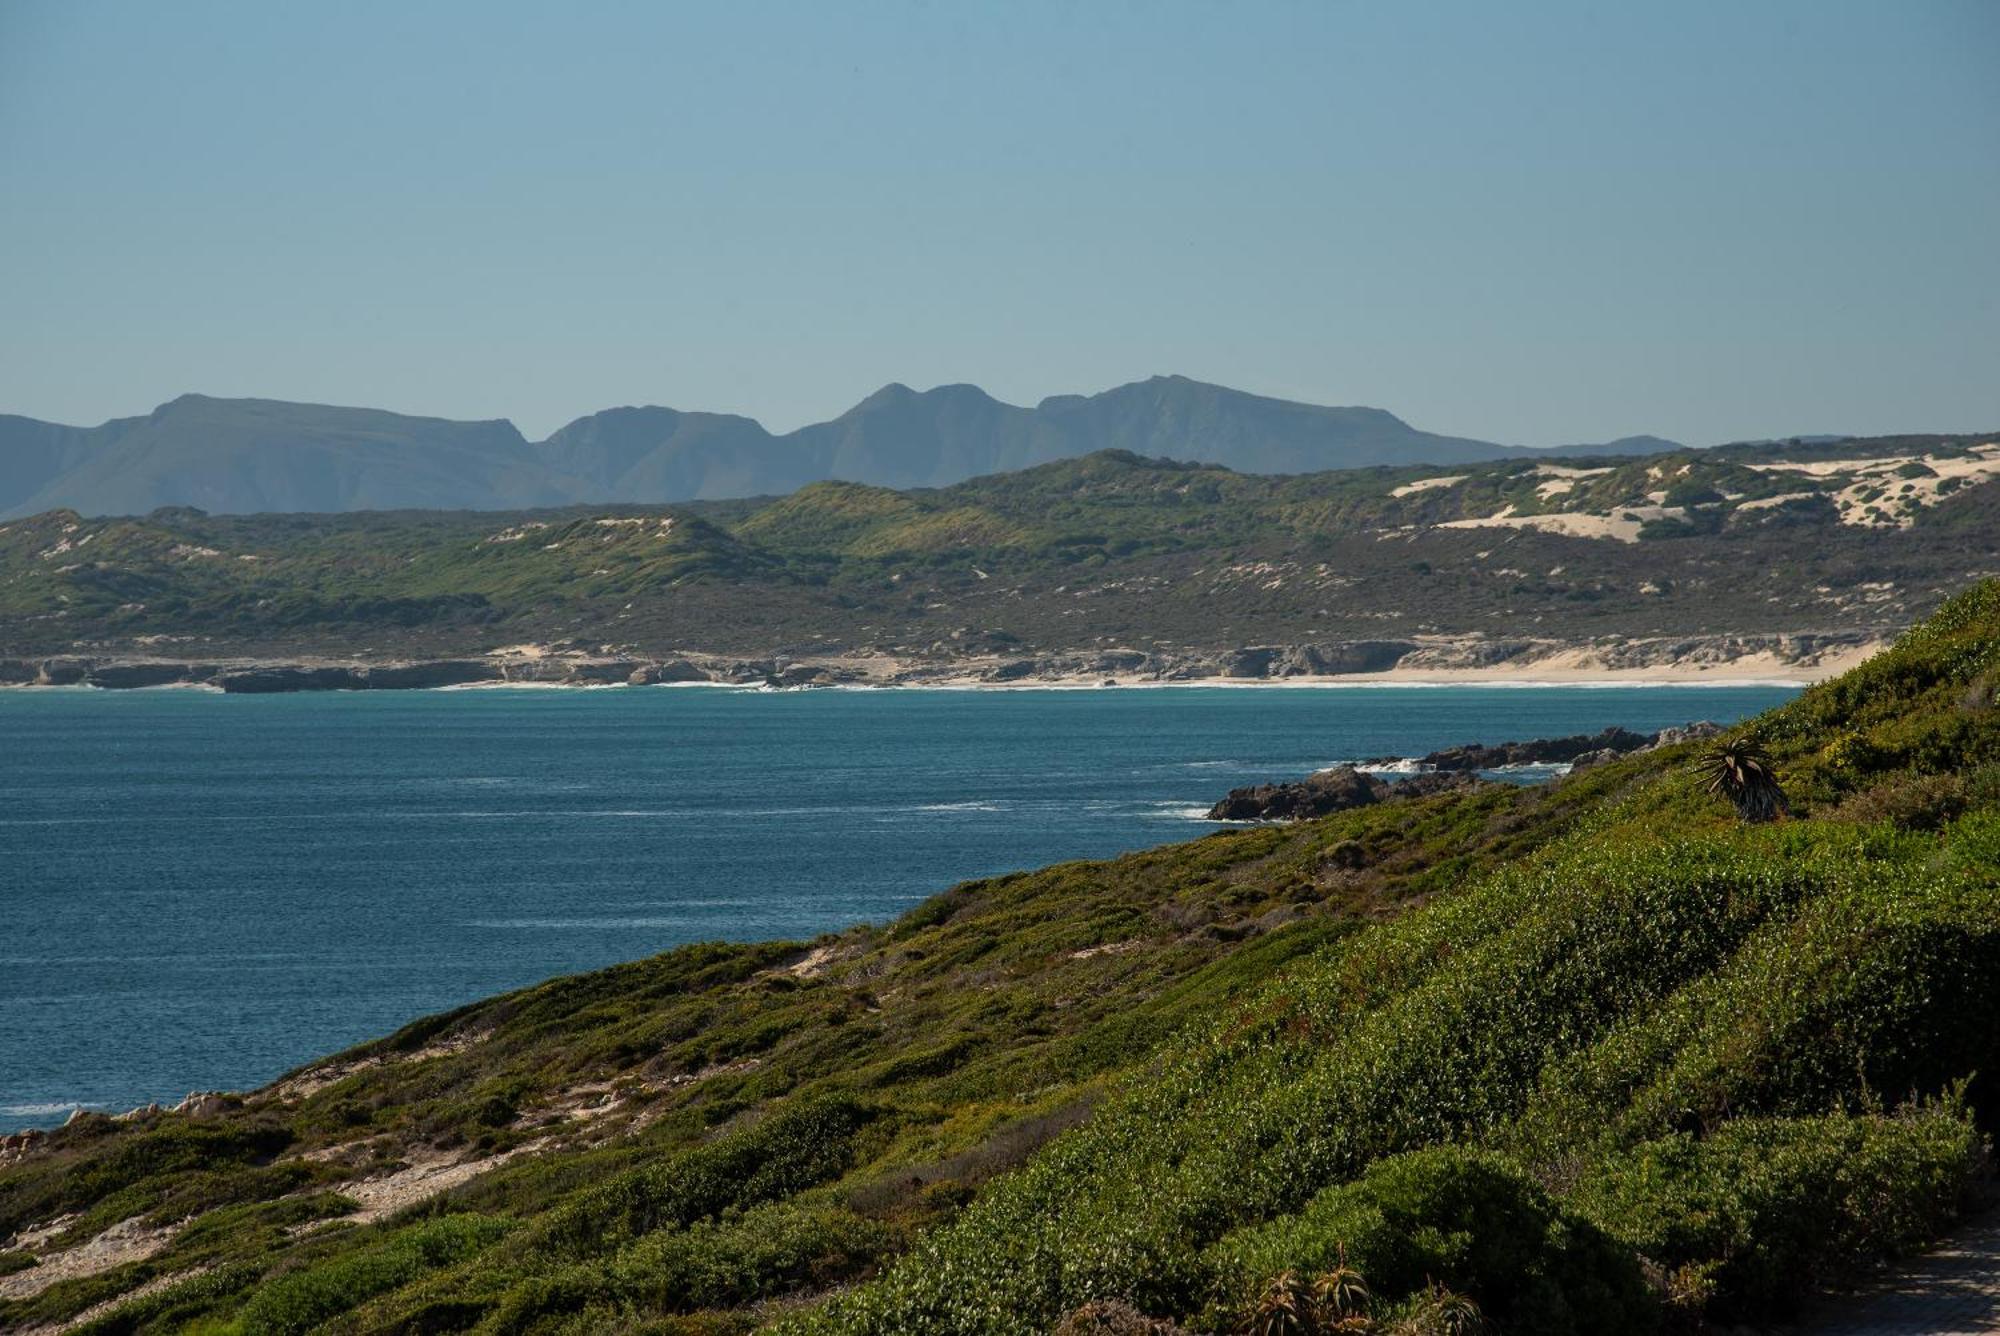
[3,581,1997,1334]
[1,435,1995,665]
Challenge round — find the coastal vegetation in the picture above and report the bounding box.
[1,436,1995,664]
[2,581,1997,1333]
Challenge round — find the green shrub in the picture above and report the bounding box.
[1571,1106,1982,1320]
[1507,853,2000,1158]
[70,1261,264,1336]
[1662,481,1724,508]
[609,1200,901,1314]
[1204,1148,1656,1335]
[238,1213,513,1335]
[0,1119,296,1239]
[1830,770,1970,830]
[528,1096,870,1259]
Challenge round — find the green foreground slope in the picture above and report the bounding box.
[3,584,1999,1335]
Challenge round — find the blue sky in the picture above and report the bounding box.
[2,0,1995,444]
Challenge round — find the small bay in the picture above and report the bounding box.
[0,682,1794,1129]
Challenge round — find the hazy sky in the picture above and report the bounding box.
[3,1,1996,444]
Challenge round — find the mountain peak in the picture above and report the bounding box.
[849,382,919,412]
[154,392,218,417]
[2,379,1699,518]
[844,382,1006,417]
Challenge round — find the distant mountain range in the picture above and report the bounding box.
[0,376,1688,518]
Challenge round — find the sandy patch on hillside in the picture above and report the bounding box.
[271,1030,488,1102]
[1743,443,2000,528]
[1389,475,1467,497]
[331,1139,550,1225]
[1434,506,1681,544]
[0,1215,178,1302]
[16,1267,215,1336]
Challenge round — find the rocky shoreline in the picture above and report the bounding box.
[0,632,1880,694]
[1363,721,1723,773]
[1208,721,1725,821]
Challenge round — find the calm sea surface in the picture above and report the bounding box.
[0,683,1796,1130]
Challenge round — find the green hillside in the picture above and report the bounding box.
[2,436,1996,661]
[3,583,1997,1334]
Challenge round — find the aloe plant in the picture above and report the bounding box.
[1695,738,1789,823]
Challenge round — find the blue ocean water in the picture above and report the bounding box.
[0,683,1796,1130]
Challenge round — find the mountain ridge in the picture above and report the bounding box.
[1,376,1691,518]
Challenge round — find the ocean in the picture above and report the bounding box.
[0,682,1796,1130]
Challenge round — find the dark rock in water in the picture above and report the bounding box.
[1370,725,1655,772]
[1226,720,1730,818]
[1209,765,1383,820]
[1208,720,1728,824]
[1208,766,1484,821]
[1565,720,1725,773]
[1391,771,1493,800]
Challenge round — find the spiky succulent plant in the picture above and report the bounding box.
[1695,737,1790,823]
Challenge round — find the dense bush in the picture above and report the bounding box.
[1572,1106,1982,1320]
[476,1199,904,1333]
[237,1213,512,1335]
[0,1118,299,1241]
[527,1096,870,1260]
[1204,1147,1655,1335]
[786,824,2000,1334]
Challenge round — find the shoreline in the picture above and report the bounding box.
[0,666,1841,693]
[0,634,1887,695]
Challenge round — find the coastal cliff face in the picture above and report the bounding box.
[0,632,1881,693]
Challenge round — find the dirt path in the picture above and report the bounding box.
[1789,1210,2000,1335]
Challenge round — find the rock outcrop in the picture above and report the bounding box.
[629,659,710,685]
[1568,720,1723,770]
[1207,767,1484,821]
[87,662,222,689]
[1370,725,1656,773]
[355,661,496,690]
[1216,721,1727,820]
[217,666,361,693]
